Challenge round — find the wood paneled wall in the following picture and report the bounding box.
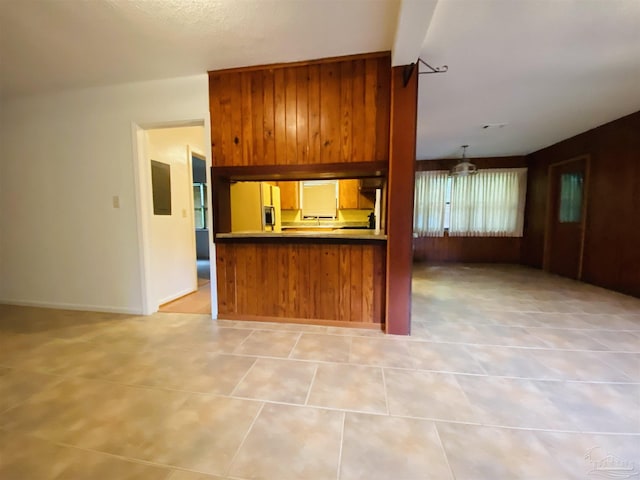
[209,53,391,167]
[523,110,640,297]
[414,156,526,264]
[215,242,386,327]
[413,235,522,263]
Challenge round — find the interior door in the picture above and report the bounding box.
[545,157,588,279]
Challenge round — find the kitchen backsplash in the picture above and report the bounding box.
[281,208,371,225]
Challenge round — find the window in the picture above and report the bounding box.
[413,168,527,237]
[193,183,208,229]
[558,172,583,223]
[414,171,448,237]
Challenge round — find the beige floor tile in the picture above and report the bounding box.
[0,368,63,413]
[384,368,478,422]
[597,352,640,381]
[307,363,387,413]
[437,423,572,480]
[0,429,172,480]
[410,341,486,374]
[455,375,579,430]
[527,327,611,351]
[232,357,316,404]
[349,337,414,368]
[290,333,352,362]
[544,381,640,433]
[229,403,342,480]
[169,471,229,480]
[465,345,561,379]
[233,330,300,357]
[130,395,262,476]
[340,413,453,480]
[534,431,640,480]
[108,352,256,395]
[525,348,634,382]
[583,330,640,352]
[0,377,191,451]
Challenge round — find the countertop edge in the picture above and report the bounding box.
[215,232,387,243]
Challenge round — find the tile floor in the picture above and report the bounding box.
[0,264,638,479]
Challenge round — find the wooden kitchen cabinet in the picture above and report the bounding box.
[338,180,359,209]
[277,181,299,210]
[338,179,376,210]
[209,52,391,167]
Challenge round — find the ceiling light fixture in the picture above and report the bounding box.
[450,145,478,177]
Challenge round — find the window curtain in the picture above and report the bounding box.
[413,170,448,237]
[449,168,527,237]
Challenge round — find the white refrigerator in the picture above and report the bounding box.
[230,182,281,232]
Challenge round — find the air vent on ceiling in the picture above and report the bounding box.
[482,123,508,129]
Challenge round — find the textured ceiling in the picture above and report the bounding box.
[1,0,639,159]
[0,0,400,98]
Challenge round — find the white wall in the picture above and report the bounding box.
[145,126,204,307]
[0,75,212,314]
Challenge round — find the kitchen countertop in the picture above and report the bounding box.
[216,229,387,242]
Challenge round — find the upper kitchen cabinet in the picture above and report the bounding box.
[277,181,299,210]
[208,52,391,167]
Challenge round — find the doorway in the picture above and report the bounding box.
[159,151,212,314]
[132,120,214,315]
[543,155,589,280]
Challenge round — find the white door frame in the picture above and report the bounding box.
[131,119,217,317]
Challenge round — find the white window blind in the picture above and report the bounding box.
[449,168,527,237]
[413,171,448,237]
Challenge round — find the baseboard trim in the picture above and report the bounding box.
[0,299,143,315]
[158,286,198,307]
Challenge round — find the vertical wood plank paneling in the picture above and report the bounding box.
[262,70,276,165]
[235,244,247,313]
[351,60,365,163]
[372,246,385,325]
[363,58,378,162]
[218,74,232,166]
[286,244,298,318]
[215,244,227,313]
[309,245,323,317]
[209,74,223,166]
[349,245,363,322]
[307,64,321,164]
[215,242,384,325]
[320,62,341,163]
[274,69,286,165]
[298,244,311,319]
[285,68,298,165]
[249,71,264,164]
[229,72,244,166]
[209,53,391,166]
[240,73,253,166]
[361,246,374,323]
[225,245,237,313]
[245,244,257,315]
[296,66,309,164]
[319,246,340,320]
[340,61,353,163]
[375,56,391,162]
[338,245,351,322]
[276,245,289,317]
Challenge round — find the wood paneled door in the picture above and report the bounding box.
[544,156,589,279]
